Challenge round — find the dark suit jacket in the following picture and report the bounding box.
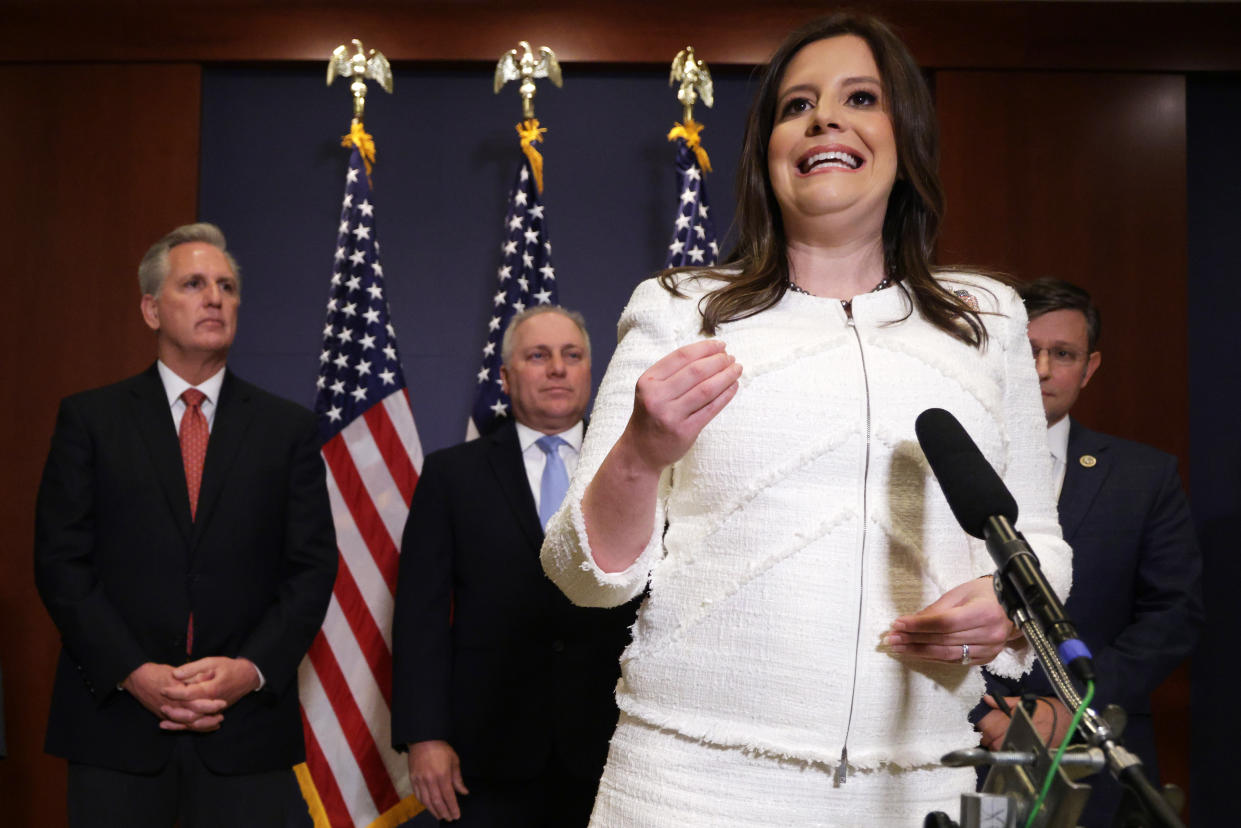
[390,420,638,782]
[985,419,1204,824]
[34,365,337,775]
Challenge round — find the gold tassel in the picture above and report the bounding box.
[667,118,712,173]
[516,118,548,193]
[341,120,377,179]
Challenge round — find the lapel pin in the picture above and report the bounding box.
[1079,454,1097,468]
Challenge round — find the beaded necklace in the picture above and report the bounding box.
[787,276,893,315]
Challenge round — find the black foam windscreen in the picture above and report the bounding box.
[914,408,1018,539]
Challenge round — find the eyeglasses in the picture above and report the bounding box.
[1031,344,1086,366]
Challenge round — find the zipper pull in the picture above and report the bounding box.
[835,746,848,784]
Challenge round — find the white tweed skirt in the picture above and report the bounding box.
[589,713,975,827]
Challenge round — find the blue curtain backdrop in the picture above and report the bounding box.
[199,63,755,456]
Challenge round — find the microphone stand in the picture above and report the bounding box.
[982,576,1185,828]
[927,578,1187,828]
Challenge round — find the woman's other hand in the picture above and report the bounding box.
[884,577,1018,665]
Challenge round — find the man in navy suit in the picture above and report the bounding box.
[977,278,1203,826]
[35,223,337,827]
[391,306,638,826]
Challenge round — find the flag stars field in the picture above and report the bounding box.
[469,153,561,437]
[315,150,407,435]
[665,135,718,268]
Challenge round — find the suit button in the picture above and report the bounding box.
[552,640,565,653]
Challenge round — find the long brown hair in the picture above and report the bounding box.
[661,12,988,347]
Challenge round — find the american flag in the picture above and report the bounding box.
[664,136,718,268]
[466,155,559,438]
[298,144,425,828]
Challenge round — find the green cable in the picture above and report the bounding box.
[1022,680,1095,828]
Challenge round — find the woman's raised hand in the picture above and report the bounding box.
[580,340,740,574]
[621,340,742,473]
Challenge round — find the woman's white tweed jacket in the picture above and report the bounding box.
[541,273,1071,772]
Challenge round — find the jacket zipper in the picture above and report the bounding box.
[836,299,871,784]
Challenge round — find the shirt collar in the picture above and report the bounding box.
[1047,415,1071,464]
[157,361,227,409]
[515,419,584,453]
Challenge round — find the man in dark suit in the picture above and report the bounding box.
[391,306,637,826]
[977,278,1203,826]
[34,223,337,827]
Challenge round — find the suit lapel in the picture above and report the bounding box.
[129,364,194,545]
[191,370,255,548]
[486,422,544,549]
[1057,418,1111,541]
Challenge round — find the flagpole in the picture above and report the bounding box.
[468,42,564,439]
[664,46,719,269]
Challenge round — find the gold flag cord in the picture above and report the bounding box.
[516,118,547,193]
[341,120,377,178]
[667,118,712,173]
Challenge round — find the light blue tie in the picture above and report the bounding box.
[536,434,569,530]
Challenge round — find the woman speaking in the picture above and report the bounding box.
[542,12,1070,825]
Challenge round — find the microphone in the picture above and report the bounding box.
[914,407,1094,685]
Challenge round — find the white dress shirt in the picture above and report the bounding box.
[1047,415,1071,499]
[157,361,226,433]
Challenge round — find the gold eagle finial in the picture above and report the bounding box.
[670,46,713,123]
[494,41,563,120]
[327,38,394,122]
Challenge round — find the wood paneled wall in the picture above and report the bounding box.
[3,2,1235,824]
[2,0,1239,70]
[937,71,1189,461]
[0,63,202,825]
[936,69,1191,801]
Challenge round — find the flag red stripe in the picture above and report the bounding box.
[363,402,418,505]
[332,551,393,708]
[302,667,356,827]
[322,436,400,593]
[307,633,400,816]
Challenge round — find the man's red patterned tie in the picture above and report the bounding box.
[179,388,207,654]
